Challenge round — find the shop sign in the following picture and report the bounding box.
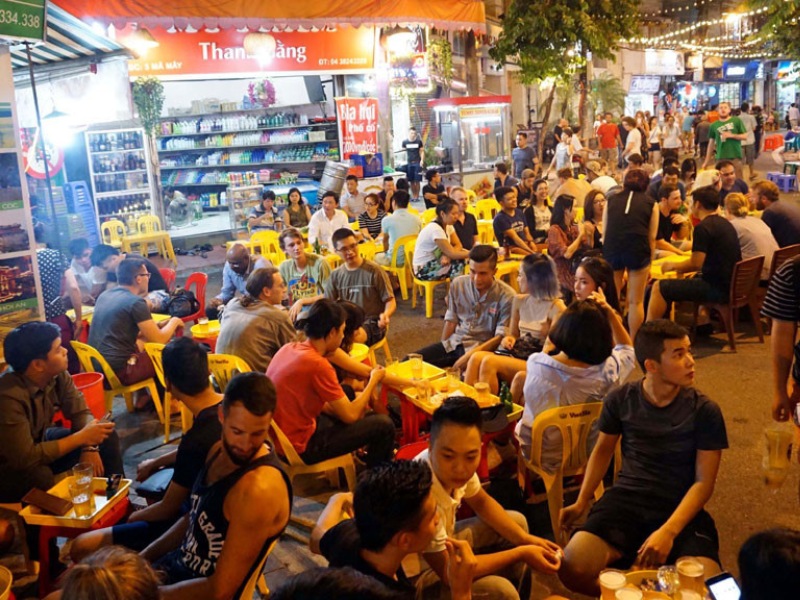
[723,61,760,81]
[121,27,375,79]
[0,0,46,43]
[458,105,502,120]
[389,53,429,90]
[777,61,800,82]
[629,76,661,95]
[645,49,685,76]
[335,97,379,157]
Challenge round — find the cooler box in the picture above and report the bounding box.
[348,153,384,179]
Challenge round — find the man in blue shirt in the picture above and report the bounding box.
[492,186,537,256]
[207,243,272,319]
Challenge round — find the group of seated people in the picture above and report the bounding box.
[5,155,800,598]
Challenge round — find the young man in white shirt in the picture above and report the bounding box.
[308,191,350,252]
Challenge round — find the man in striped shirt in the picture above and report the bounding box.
[761,257,800,424]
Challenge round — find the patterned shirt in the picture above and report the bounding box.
[36,248,68,319]
[443,275,515,352]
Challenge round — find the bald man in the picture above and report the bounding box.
[207,244,272,319]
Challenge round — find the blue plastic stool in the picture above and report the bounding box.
[766,172,782,184]
[774,173,798,193]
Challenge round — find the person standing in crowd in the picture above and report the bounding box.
[750,180,800,248]
[646,116,662,169]
[413,198,470,282]
[512,131,536,178]
[451,186,479,250]
[422,169,446,209]
[278,227,330,321]
[723,192,777,280]
[621,117,643,165]
[309,191,350,253]
[412,245,514,370]
[681,107,695,154]
[739,102,759,180]
[661,114,682,163]
[703,101,747,179]
[341,174,367,221]
[141,373,292,600]
[267,300,395,467]
[358,193,386,242]
[559,320,728,597]
[402,127,424,200]
[493,185,538,256]
[376,190,421,267]
[326,228,396,346]
[695,111,711,158]
[523,178,552,244]
[90,245,168,295]
[0,322,121,502]
[603,169,658,340]
[547,194,590,301]
[789,102,800,129]
[207,243,272,320]
[216,268,296,373]
[282,186,312,229]
[596,113,622,176]
[247,190,281,232]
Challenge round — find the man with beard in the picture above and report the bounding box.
[141,372,292,600]
[750,180,800,248]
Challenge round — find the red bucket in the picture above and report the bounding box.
[71,372,106,419]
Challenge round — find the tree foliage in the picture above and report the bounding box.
[488,0,641,84]
[131,77,165,137]
[750,0,800,60]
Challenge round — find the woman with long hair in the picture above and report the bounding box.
[601,168,658,340]
[680,157,698,193]
[523,178,552,244]
[515,295,635,470]
[573,256,620,312]
[412,197,469,280]
[582,189,606,251]
[283,186,312,229]
[547,194,590,301]
[464,253,566,394]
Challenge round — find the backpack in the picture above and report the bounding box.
[166,287,200,318]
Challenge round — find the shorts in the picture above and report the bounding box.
[600,148,618,165]
[658,276,728,304]
[604,251,651,272]
[407,162,422,183]
[649,144,661,152]
[744,144,755,166]
[363,317,386,347]
[580,486,721,568]
[112,520,174,551]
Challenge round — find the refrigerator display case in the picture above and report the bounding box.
[85,127,155,234]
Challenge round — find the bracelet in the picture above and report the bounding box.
[82,446,100,452]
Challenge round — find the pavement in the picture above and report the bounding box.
[6,147,800,599]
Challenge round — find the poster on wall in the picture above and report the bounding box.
[0,46,44,360]
[335,97,379,160]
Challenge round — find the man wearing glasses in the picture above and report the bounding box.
[89,258,183,404]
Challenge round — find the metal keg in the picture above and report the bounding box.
[317,160,349,201]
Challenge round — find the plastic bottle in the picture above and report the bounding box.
[499,382,513,414]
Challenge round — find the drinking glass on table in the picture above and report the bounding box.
[474,382,491,404]
[598,569,627,600]
[72,462,94,488]
[676,557,705,594]
[445,367,461,393]
[407,353,423,380]
[69,479,93,519]
[615,589,642,600]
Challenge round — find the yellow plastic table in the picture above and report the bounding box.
[121,231,177,265]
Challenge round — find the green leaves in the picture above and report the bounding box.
[748,0,800,60]
[131,77,165,138]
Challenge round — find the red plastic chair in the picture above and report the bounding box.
[159,268,176,292]
[181,272,207,324]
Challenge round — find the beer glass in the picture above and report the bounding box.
[676,557,704,594]
[598,569,626,600]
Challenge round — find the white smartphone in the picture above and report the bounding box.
[706,572,741,600]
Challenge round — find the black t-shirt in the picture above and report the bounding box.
[453,212,478,250]
[172,404,223,489]
[422,183,445,209]
[656,210,682,242]
[762,201,800,248]
[599,381,728,505]
[693,214,742,292]
[106,257,167,292]
[402,139,422,163]
[320,520,415,597]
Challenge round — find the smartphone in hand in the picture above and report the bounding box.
[706,572,741,600]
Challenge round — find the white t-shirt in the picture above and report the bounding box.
[625,128,642,157]
[648,125,662,146]
[416,449,482,554]
[308,208,349,250]
[413,222,453,270]
[662,125,682,149]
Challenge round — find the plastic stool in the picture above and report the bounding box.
[766,172,782,184]
[774,174,798,193]
[764,135,783,151]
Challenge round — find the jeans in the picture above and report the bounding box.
[300,413,395,467]
[412,342,465,368]
[45,426,124,478]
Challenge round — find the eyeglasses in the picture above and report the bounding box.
[336,243,359,254]
[137,271,151,278]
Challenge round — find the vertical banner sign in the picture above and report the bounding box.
[335,97,379,159]
[0,0,47,42]
[0,46,44,362]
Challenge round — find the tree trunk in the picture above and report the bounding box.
[465,30,479,96]
[146,133,166,228]
[538,83,557,164]
[578,73,587,141]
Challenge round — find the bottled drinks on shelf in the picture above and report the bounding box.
[89,131,143,152]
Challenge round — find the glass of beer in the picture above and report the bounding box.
[598,569,626,600]
[69,479,93,519]
[474,382,491,404]
[407,354,423,380]
[763,426,793,490]
[615,589,643,600]
[676,557,705,593]
[445,367,461,393]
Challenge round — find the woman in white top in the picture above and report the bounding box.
[724,192,778,280]
[515,291,635,472]
[661,114,683,162]
[412,197,469,280]
[464,253,566,395]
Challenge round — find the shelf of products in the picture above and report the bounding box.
[228,185,262,233]
[85,127,155,233]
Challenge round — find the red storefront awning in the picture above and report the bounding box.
[52,0,486,33]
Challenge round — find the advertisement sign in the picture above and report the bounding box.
[458,106,502,120]
[777,61,800,82]
[121,26,375,79]
[629,76,661,95]
[0,0,46,42]
[0,46,43,361]
[335,97,379,157]
[645,49,685,76]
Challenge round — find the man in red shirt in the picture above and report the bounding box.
[596,113,622,176]
[266,299,394,467]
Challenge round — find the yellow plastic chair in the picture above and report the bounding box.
[407,207,420,216]
[137,215,162,233]
[380,234,416,301]
[100,219,126,248]
[237,538,278,599]
[270,420,356,491]
[350,220,361,232]
[465,188,478,204]
[420,208,436,225]
[475,199,501,221]
[208,354,252,393]
[477,220,495,245]
[249,230,281,257]
[144,343,193,443]
[405,239,449,319]
[70,341,164,438]
[368,325,393,366]
[517,403,616,546]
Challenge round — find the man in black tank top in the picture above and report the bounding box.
[142,373,292,599]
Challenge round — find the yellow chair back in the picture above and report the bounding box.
[475,199,501,221]
[71,340,124,390]
[407,207,420,216]
[137,215,162,234]
[100,219,126,246]
[420,208,436,225]
[250,230,281,257]
[208,354,252,393]
[391,234,417,269]
[237,538,279,600]
[465,188,478,204]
